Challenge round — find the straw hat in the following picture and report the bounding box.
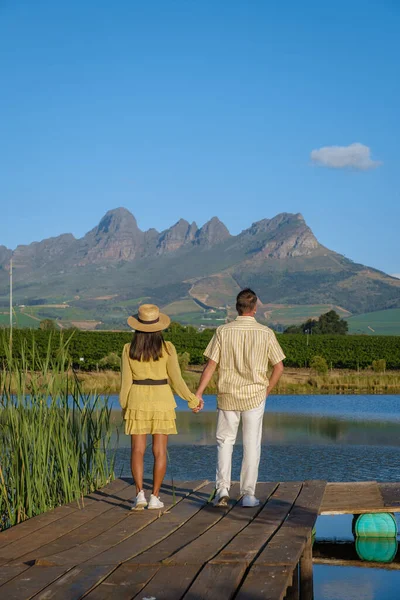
[127,304,171,332]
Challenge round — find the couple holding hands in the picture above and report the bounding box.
[119,288,285,510]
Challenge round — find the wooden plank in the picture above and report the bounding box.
[181,483,299,600]
[183,563,248,600]
[235,565,293,600]
[6,478,400,600]
[379,483,400,509]
[84,565,160,600]
[0,479,129,549]
[299,534,313,600]
[239,481,324,600]
[1,483,134,566]
[36,480,209,568]
[17,482,136,565]
[0,566,70,600]
[129,483,274,566]
[164,482,266,566]
[320,481,384,515]
[255,481,326,567]
[0,480,131,565]
[131,565,201,599]
[0,564,30,587]
[285,564,299,600]
[257,528,309,569]
[210,482,299,566]
[284,481,326,527]
[83,481,215,566]
[33,565,113,600]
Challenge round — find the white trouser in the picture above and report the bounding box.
[216,399,265,496]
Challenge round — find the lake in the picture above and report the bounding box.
[110,394,400,483]
[110,393,400,600]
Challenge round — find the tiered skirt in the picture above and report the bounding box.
[123,407,177,435]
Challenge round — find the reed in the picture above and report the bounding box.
[0,333,115,531]
[58,368,400,395]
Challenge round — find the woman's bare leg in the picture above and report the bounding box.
[152,434,168,496]
[131,434,147,494]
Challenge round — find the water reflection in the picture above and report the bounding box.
[313,515,400,599]
[111,398,400,448]
[314,539,400,566]
[314,564,400,599]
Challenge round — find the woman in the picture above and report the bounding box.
[120,303,202,510]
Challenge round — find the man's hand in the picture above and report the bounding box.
[266,361,284,397]
[192,394,204,413]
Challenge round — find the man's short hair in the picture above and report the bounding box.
[236,288,258,315]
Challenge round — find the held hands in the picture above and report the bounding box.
[192,393,204,413]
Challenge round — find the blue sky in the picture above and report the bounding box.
[1,0,399,274]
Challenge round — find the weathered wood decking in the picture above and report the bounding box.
[0,479,399,600]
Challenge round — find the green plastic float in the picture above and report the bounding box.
[354,513,397,538]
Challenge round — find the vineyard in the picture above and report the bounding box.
[1,326,400,370]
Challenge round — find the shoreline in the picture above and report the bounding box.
[73,367,400,395]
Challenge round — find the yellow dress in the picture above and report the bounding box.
[119,341,199,435]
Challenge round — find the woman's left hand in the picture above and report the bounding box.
[192,396,204,413]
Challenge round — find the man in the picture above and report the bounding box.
[195,288,285,507]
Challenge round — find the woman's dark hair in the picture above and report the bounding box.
[129,331,169,362]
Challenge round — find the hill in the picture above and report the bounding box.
[1,208,399,329]
[346,308,400,336]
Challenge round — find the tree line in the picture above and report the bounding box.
[283,310,348,335]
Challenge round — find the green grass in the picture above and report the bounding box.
[113,297,150,307]
[0,309,41,328]
[189,273,240,307]
[346,308,400,335]
[24,305,95,321]
[264,304,351,326]
[169,310,227,326]
[162,298,201,315]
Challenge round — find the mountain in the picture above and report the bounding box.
[77,207,144,264]
[156,219,198,254]
[0,208,399,328]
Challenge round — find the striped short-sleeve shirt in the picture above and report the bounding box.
[204,316,286,411]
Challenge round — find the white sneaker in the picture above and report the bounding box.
[148,494,164,510]
[242,494,260,508]
[213,487,230,507]
[131,490,147,510]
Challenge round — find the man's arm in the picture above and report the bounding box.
[196,359,218,401]
[267,361,284,396]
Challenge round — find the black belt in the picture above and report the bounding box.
[132,379,168,386]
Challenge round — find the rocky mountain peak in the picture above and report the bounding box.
[95,207,140,235]
[78,207,144,264]
[245,213,301,237]
[11,233,76,270]
[156,219,198,254]
[194,217,231,247]
[0,245,12,267]
[255,213,319,259]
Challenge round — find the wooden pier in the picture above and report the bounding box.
[1,478,400,600]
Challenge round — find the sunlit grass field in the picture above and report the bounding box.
[346,308,400,335]
[263,304,351,326]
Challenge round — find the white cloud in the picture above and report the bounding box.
[310,143,382,170]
